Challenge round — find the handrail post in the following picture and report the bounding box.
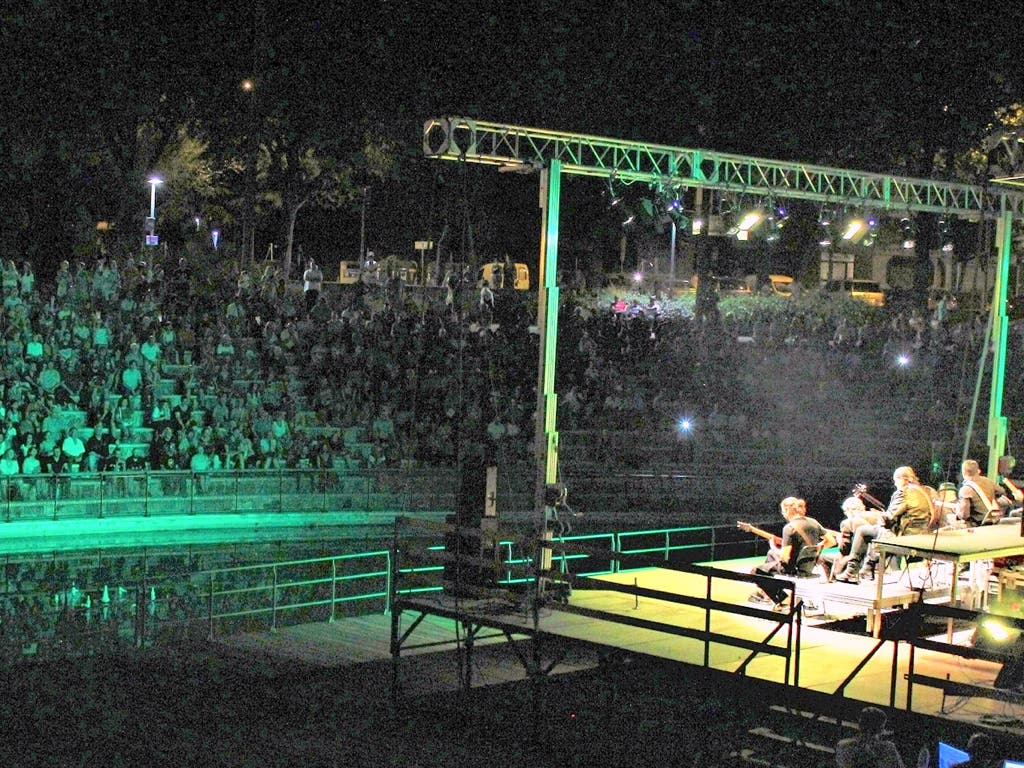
[330,558,337,623]
[271,565,278,631]
[793,600,802,688]
[143,470,149,517]
[207,571,215,640]
[894,640,904,710]
[703,573,712,668]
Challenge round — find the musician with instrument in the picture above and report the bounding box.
[835,466,935,583]
[822,496,883,582]
[740,497,831,606]
[957,459,1011,527]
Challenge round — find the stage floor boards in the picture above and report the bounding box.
[219,563,1023,735]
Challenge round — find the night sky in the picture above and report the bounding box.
[4,1,1023,274]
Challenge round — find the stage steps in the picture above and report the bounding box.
[731,704,845,768]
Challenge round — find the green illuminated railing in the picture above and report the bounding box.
[0,467,457,522]
[616,525,724,571]
[200,523,746,635]
[205,550,396,637]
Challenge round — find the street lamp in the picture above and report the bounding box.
[241,78,257,264]
[148,177,162,219]
[145,176,162,246]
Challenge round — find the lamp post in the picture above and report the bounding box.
[241,78,257,265]
[145,176,162,246]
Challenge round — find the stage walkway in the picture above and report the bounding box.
[219,562,1024,739]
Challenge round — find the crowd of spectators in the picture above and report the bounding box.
[4,250,1020,502]
[0,252,539,500]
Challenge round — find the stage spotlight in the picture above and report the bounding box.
[981,618,1011,642]
[632,271,643,283]
[677,418,693,433]
[972,616,1024,692]
[735,211,763,240]
[939,218,955,252]
[900,216,916,249]
[896,354,911,367]
[842,219,865,241]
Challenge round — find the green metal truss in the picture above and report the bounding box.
[424,116,1024,218]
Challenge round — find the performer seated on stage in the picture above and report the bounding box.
[743,497,830,607]
[835,466,935,584]
[997,455,1024,515]
[822,496,882,582]
[957,459,1011,527]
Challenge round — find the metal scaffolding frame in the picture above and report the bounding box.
[424,116,1024,218]
[422,115,1024,565]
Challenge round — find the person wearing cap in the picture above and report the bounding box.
[934,481,960,527]
[957,459,1010,527]
[835,706,905,768]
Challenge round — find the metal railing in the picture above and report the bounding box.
[204,550,395,637]
[199,522,751,635]
[0,467,458,521]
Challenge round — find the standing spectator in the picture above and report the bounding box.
[189,443,212,492]
[835,706,905,768]
[302,259,323,314]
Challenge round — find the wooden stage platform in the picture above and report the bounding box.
[220,559,1024,739]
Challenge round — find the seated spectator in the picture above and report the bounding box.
[25,333,44,360]
[60,428,86,472]
[140,332,161,369]
[0,448,20,498]
[92,311,111,351]
[85,425,114,473]
[121,359,142,395]
[951,732,999,768]
[834,706,905,768]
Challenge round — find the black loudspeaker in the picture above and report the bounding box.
[444,466,498,594]
[456,466,488,525]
